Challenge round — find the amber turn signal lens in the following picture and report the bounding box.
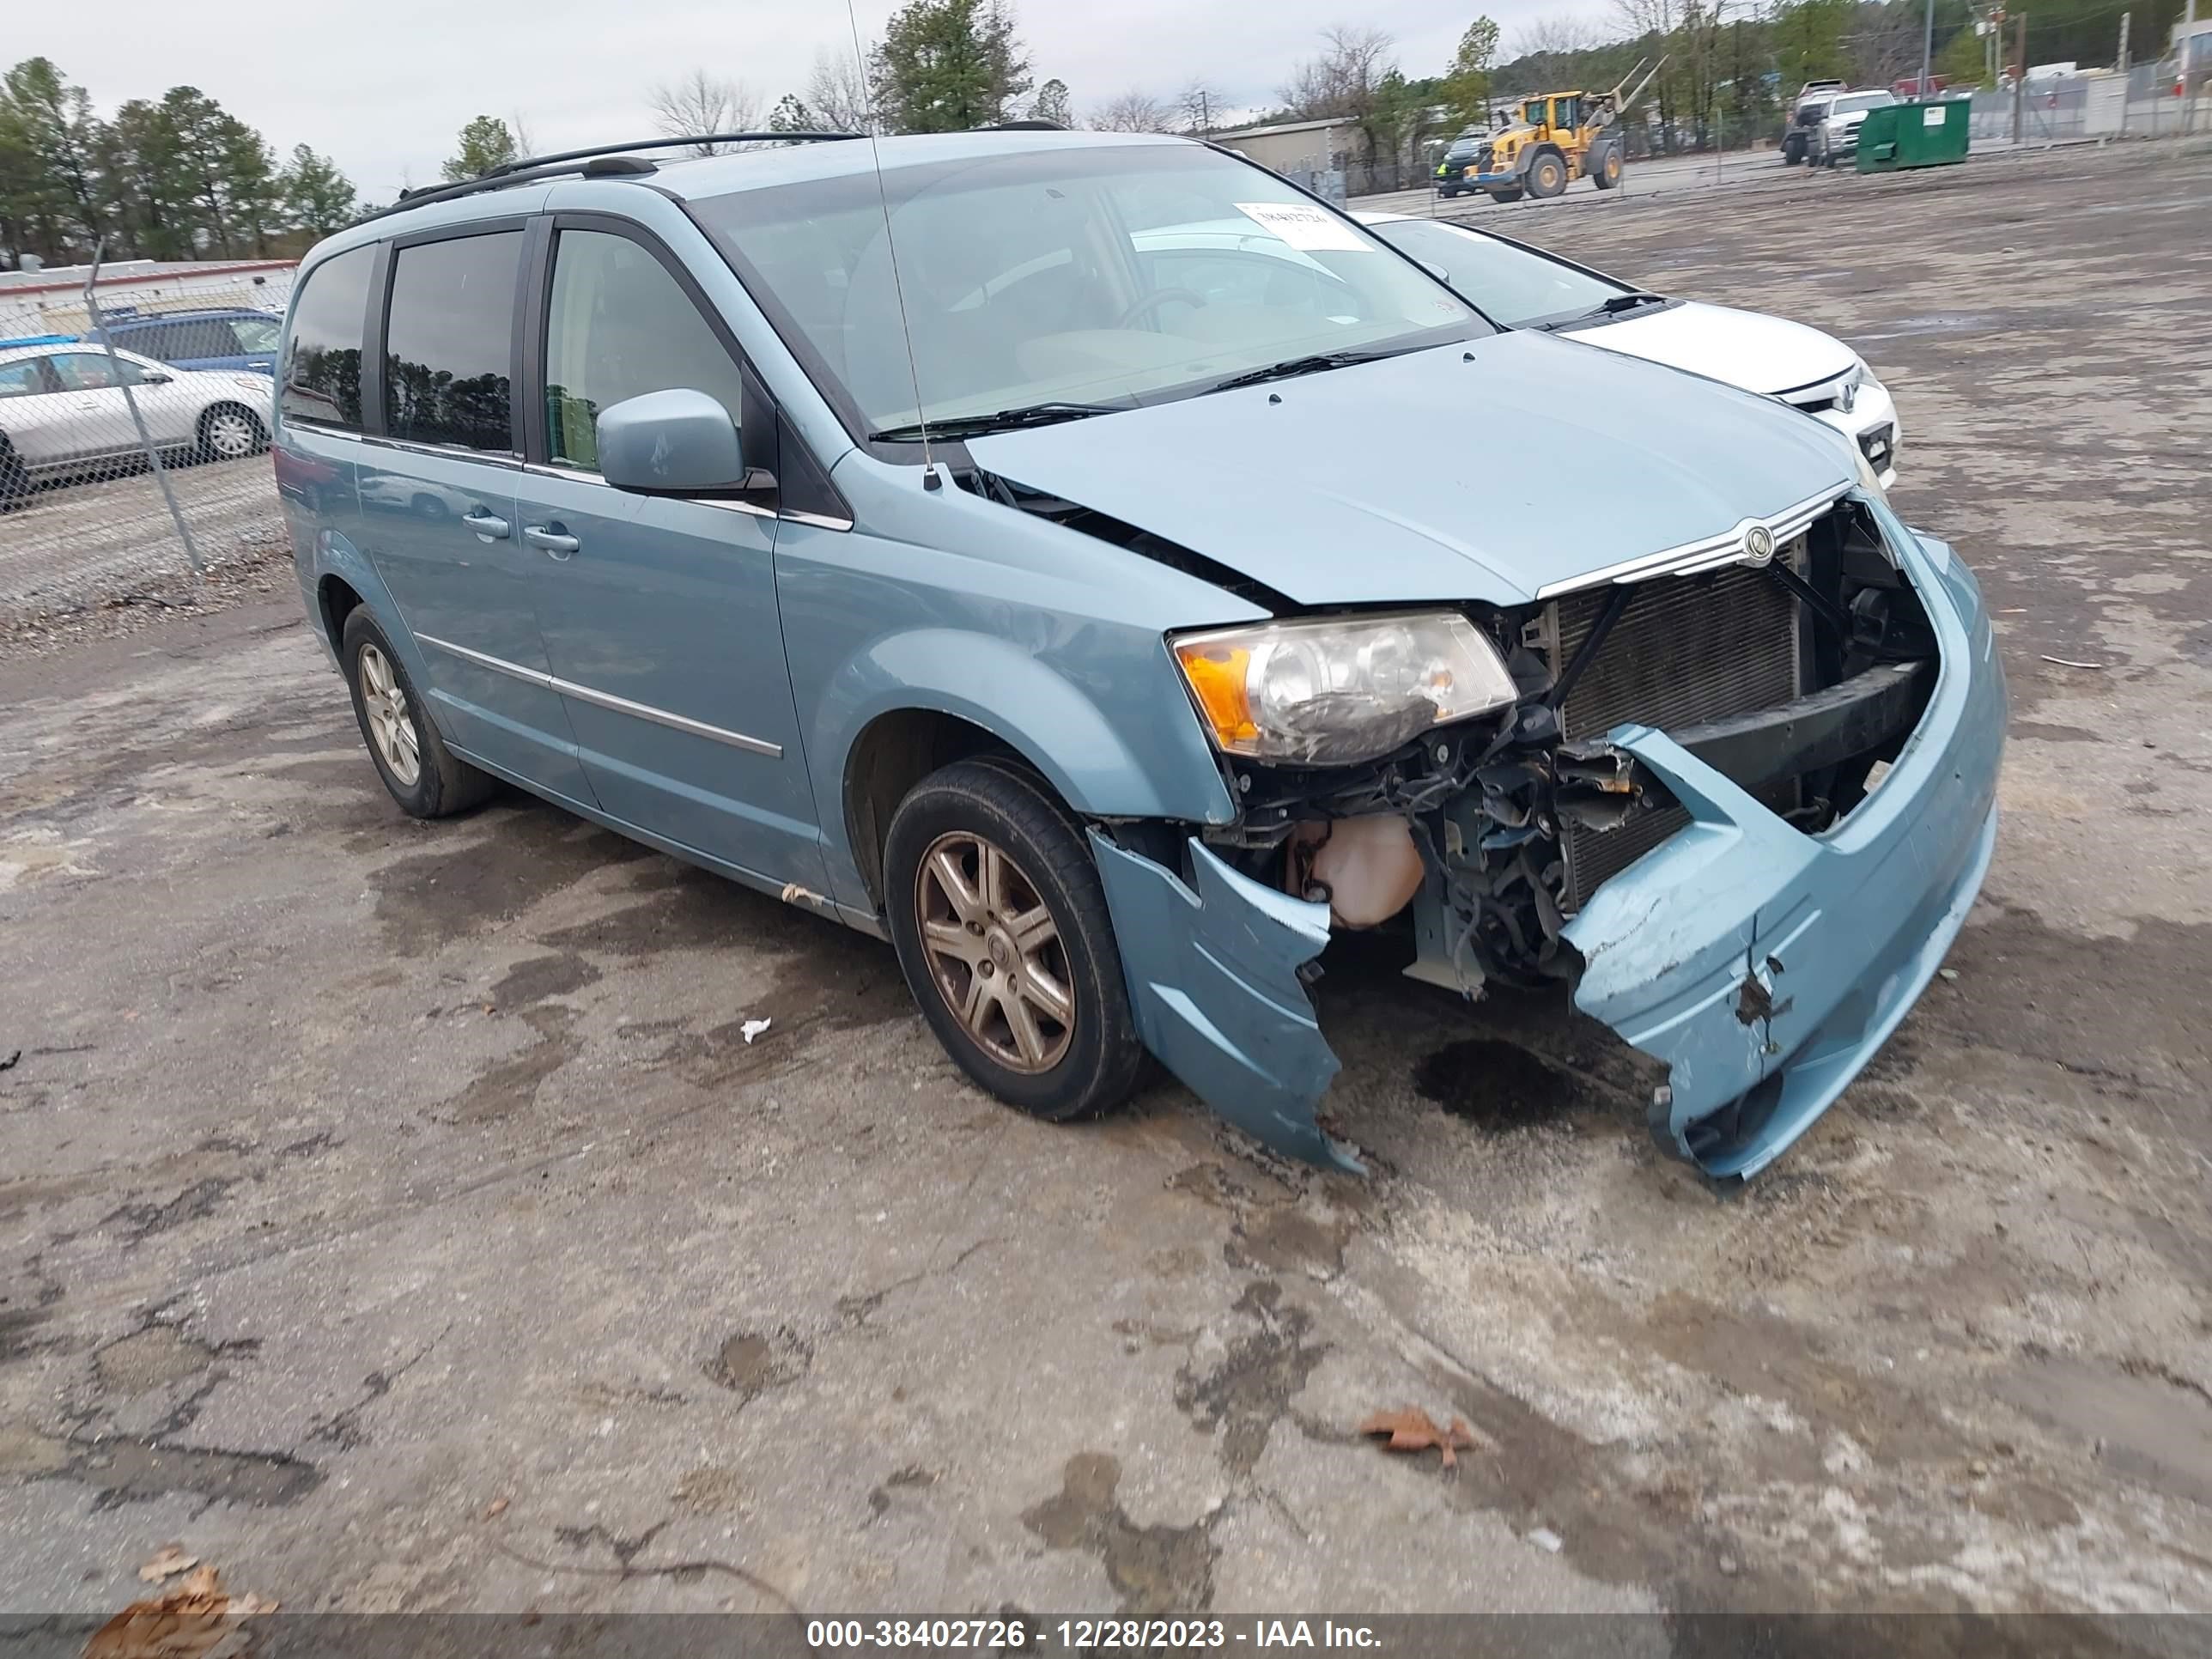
[1175,643,1258,747]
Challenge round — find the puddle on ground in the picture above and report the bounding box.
[1414,1036,1582,1131]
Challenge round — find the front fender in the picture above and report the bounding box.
[810,628,1237,902]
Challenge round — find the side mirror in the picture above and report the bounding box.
[596,388,747,495]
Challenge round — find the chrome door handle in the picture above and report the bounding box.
[522,525,580,558]
[460,509,511,540]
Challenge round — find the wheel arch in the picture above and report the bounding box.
[819,629,1236,914]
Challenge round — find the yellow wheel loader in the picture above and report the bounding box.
[1470,58,1667,204]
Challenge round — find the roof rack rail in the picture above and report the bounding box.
[355,130,863,226]
[984,118,1067,131]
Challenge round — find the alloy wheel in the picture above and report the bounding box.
[357,643,421,787]
[914,830,1076,1073]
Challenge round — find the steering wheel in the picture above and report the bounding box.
[1116,288,1208,328]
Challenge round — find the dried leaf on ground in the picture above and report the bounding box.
[137,1546,198,1583]
[87,1561,278,1659]
[482,1496,509,1519]
[1358,1405,1485,1469]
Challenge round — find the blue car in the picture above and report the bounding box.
[273,128,2003,1182]
[84,307,283,374]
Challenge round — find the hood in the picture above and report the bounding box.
[964,329,1854,609]
[1561,300,1857,400]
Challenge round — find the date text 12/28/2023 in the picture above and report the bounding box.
[804,1620,1383,1649]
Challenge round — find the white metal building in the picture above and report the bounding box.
[0,258,296,340]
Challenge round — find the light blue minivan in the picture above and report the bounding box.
[275,128,2004,1182]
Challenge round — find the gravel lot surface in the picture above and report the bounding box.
[0,454,287,651]
[3,143,2209,1635]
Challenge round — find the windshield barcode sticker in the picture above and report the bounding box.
[1233,202,1371,252]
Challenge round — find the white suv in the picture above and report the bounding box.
[1813,90,1899,168]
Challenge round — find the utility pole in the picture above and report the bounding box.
[1919,0,1937,97]
[2185,0,2199,133]
[2118,12,2131,134]
[2011,10,2029,142]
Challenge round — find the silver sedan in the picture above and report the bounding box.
[0,343,275,504]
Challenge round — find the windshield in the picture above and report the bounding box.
[1363,219,1625,326]
[1834,93,1895,113]
[690,142,1482,439]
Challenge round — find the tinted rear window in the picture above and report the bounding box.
[282,246,374,428]
[384,232,521,453]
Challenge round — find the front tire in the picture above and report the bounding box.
[0,438,26,511]
[340,608,495,818]
[1488,186,1523,204]
[198,402,267,462]
[884,757,1146,1125]
[1526,150,1568,198]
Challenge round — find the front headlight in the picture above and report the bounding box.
[1171,611,1517,767]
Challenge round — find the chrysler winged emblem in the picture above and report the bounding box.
[1741,524,1777,567]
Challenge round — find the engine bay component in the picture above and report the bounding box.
[1283,815,1426,928]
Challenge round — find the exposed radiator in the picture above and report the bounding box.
[1544,554,1804,910]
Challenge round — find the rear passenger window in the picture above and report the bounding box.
[166,319,240,360]
[543,230,747,472]
[385,231,521,453]
[283,245,374,428]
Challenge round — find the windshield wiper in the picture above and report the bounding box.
[1205,346,1407,394]
[868,401,1123,442]
[1529,292,1669,332]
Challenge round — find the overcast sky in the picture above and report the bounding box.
[8,0,1577,205]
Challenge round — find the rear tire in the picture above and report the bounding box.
[1526,149,1568,198]
[339,608,496,818]
[0,437,25,511]
[883,757,1146,1125]
[1487,186,1523,204]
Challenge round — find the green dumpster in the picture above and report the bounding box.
[1857,100,1972,172]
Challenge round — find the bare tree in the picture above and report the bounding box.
[805,46,875,132]
[1089,89,1172,131]
[1509,15,1606,58]
[1278,24,1394,118]
[507,110,538,160]
[647,70,764,153]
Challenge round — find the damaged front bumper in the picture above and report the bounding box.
[1565,515,2003,1177]
[1091,501,2004,1182]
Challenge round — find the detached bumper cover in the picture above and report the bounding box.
[1562,506,2005,1179]
[1090,831,1360,1173]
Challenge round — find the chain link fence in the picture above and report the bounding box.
[1967,64,2207,143]
[0,260,293,638]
